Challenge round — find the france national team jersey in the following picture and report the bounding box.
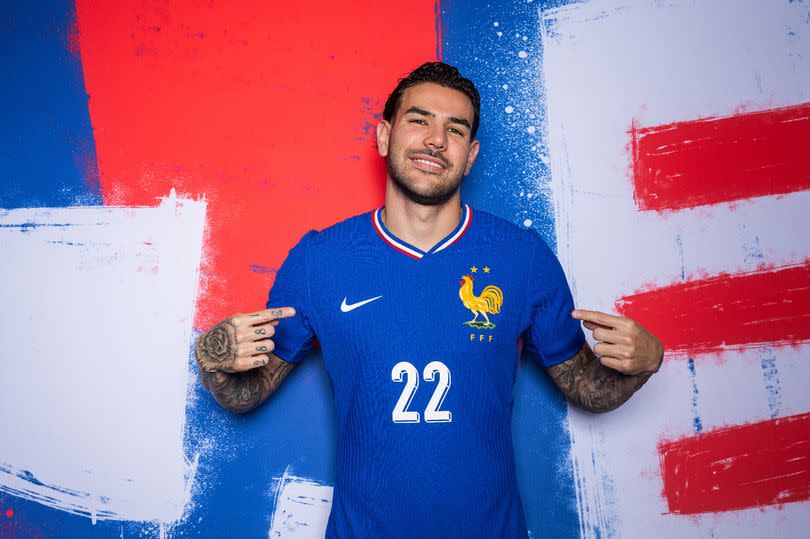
[267,203,585,538]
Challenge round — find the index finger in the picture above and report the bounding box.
[245,307,297,323]
[571,309,625,329]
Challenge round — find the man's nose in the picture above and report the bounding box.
[424,124,447,150]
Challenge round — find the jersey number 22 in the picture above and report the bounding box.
[391,361,452,423]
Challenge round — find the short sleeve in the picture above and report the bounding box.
[523,238,585,367]
[265,231,317,363]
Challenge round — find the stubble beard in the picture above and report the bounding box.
[387,150,465,207]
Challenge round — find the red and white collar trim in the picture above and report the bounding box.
[372,203,472,259]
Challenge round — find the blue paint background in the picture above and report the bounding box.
[442,1,581,537]
[0,0,101,208]
[0,0,583,537]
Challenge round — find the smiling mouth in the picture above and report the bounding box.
[409,153,448,171]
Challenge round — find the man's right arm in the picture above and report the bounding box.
[195,308,297,414]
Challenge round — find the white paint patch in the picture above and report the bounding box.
[268,468,333,538]
[540,0,810,538]
[0,191,206,523]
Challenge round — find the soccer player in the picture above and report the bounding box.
[195,62,664,538]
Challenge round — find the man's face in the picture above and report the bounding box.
[377,82,480,206]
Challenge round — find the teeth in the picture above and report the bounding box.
[414,158,443,168]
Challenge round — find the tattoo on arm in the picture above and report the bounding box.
[198,354,294,414]
[195,320,294,413]
[546,343,654,413]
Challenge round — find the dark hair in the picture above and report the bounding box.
[382,62,481,139]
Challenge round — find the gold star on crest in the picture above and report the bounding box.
[483,266,491,273]
[470,266,478,273]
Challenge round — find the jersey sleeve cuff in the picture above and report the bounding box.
[540,330,586,368]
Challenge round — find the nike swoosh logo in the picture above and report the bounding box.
[340,295,383,312]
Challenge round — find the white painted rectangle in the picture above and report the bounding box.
[0,191,206,523]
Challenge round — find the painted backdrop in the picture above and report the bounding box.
[1,0,808,537]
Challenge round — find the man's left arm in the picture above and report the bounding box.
[546,309,664,414]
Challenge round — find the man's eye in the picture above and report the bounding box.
[410,119,427,125]
[448,128,464,136]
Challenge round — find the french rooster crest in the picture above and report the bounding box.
[459,274,503,329]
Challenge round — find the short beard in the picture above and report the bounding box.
[387,153,464,207]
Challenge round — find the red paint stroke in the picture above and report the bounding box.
[631,102,810,211]
[75,2,438,328]
[659,411,810,515]
[616,260,810,356]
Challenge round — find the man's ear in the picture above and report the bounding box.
[464,139,480,176]
[376,120,391,157]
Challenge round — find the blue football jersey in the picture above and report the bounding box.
[267,203,585,538]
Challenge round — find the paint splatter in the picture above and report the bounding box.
[687,358,703,435]
[268,467,333,538]
[759,348,783,419]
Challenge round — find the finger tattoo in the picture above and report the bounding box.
[256,345,268,352]
[255,328,267,335]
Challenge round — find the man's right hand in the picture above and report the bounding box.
[195,307,296,373]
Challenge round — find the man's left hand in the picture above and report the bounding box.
[572,309,664,376]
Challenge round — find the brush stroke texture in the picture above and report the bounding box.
[0,192,205,523]
[616,260,810,356]
[631,102,810,211]
[659,411,810,515]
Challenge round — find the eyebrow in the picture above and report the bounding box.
[404,106,472,130]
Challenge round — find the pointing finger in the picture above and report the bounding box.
[572,309,625,328]
[244,307,297,324]
[266,307,296,320]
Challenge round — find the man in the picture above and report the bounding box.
[195,62,663,538]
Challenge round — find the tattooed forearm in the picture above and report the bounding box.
[547,343,655,413]
[195,313,295,414]
[198,354,294,414]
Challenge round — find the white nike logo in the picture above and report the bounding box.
[340,295,383,312]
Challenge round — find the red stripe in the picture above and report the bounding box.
[455,205,472,243]
[616,260,810,356]
[658,411,810,515]
[75,1,438,328]
[371,212,421,259]
[631,102,810,212]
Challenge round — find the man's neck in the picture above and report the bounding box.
[381,183,463,252]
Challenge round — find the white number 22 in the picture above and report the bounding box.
[391,361,452,423]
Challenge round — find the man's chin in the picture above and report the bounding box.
[393,180,459,207]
